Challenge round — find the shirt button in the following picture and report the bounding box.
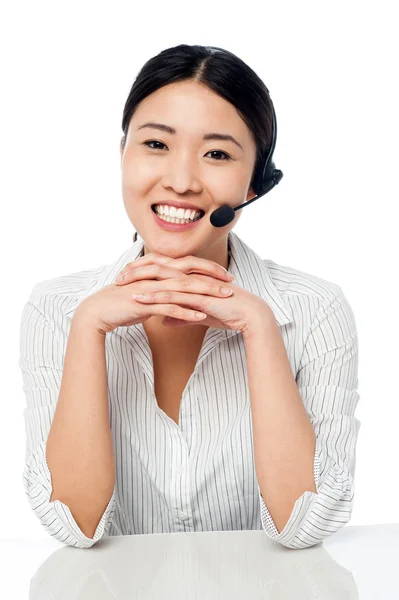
[176,465,184,474]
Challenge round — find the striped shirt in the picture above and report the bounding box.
[19,230,361,549]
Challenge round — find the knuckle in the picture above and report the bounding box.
[120,263,132,274]
[181,277,192,288]
[168,304,178,316]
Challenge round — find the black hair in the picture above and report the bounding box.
[120,44,274,190]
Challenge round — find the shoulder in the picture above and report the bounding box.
[23,263,107,324]
[264,258,342,303]
[263,259,357,343]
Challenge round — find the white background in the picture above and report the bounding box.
[1,0,398,541]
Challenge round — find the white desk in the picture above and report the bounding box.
[1,523,398,598]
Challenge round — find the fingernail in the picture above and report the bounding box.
[114,274,124,282]
[221,287,233,295]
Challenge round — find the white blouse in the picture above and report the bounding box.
[19,230,360,549]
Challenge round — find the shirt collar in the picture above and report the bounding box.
[64,231,293,328]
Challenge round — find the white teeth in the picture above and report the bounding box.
[154,204,202,220]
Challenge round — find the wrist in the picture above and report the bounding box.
[73,302,107,337]
[242,308,278,341]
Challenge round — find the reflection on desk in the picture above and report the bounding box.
[1,523,398,599]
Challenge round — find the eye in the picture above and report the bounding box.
[142,140,231,161]
[207,150,231,161]
[143,140,166,151]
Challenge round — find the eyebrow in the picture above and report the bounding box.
[136,121,244,151]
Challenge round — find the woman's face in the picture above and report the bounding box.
[119,79,257,262]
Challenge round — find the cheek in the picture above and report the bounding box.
[121,156,156,187]
[121,173,154,207]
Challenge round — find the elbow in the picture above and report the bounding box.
[55,533,100,549]
[23,445,113,549]
[262,476,354,550]
[275,537,323,550]
[283,491,354,549]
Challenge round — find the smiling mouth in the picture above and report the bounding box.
[151,205,205,220]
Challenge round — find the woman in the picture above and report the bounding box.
[20,44,360,550]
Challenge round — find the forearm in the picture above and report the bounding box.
[243,312,317,534]
[45,306,116,539]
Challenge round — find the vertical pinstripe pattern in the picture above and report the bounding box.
[19,231,360,549]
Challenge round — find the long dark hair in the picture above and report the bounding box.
[120,44,274,190]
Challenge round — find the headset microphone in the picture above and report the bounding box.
[208,48,283,227]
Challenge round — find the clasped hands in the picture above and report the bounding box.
[113,251,273,336]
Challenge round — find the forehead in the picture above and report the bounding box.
[132,80,253,143]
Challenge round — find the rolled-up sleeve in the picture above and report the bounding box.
[19,296,116,548]
[258,286,361,549]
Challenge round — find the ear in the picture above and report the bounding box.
[246,186,257,202]
[120,136,126,160]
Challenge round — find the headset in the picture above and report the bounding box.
[207,45,283,228]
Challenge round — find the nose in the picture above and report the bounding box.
[161,152,203,194]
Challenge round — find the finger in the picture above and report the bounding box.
[114,263,228,286]
[114,263,186,284]
[133,284,233,302]
[117,254,173,277]
[124,269,234,298]
[167,277,234,298]
[135,300,207,321]
[133,291,217,309]
[116,255,234,282]
[164,255,234,282]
